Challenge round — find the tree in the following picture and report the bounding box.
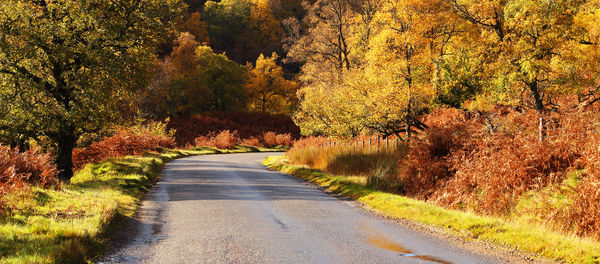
[0,0,184,182]
[195,46,248,111]
[203,0,284,64]
[235,0,284,63]
[245,53,299,113]
[361,0,453,139]
[139,32,213,118]
[294,69,369,137]
[287,0,355,71]
[203,0,251,57]
[288,0,367,137]
[445,0,600,140]
[178,12,211,44]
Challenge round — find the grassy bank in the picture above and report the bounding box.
[264,156,600,264]
[0,146,282,263]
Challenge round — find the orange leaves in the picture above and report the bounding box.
[0,146,58,196]
[194,130,241,149]
[168,111,300,147]
[72,132,175,171]
[245,53,299,113]
[193,130,292,149]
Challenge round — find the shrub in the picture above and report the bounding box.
[122,118,176,138]
[428,109,587,215]
[193,130,293,149]
[194,130,241,149]
[72,131,175,170]
[241,137,265,148]
[0,145,58,199]
[568,131,600,239]
[400,108,478,199]
[169,111,300,146]
[263,132,292,147]
[568,173,600,239]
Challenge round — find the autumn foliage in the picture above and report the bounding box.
[72,131,175,170]
[169,111,300,146]
[193,130,292,149]
[288,107,600,239]
[0,146,58,195]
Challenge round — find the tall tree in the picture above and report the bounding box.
[178,11,211,44]
[363,0,455,139]
[288,0,355,71]
[288,0,367,137]
[0,0,184,181]
[245,53,299,113]
[139,32,213,118]
[203,0,284,64]
[445,0,600,140]
[195,46,248,111]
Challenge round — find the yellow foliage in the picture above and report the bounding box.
[245,53,298,113]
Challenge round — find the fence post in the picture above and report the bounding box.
[377,136,380,151]
[386,137,389,149]
[362,140,365,149]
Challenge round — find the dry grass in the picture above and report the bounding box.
[286,107,600,243]
[265,156,600,264]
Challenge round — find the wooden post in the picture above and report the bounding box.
[539,116,545,142]
[386,137,389,149]
[377,136,380,151]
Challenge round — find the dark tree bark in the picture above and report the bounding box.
[56,128,76,182]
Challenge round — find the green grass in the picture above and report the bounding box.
[264,156,600,264]
[0,146,283,264]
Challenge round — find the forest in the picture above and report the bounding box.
[1,0,600,263]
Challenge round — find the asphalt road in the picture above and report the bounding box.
[100,152,503,264]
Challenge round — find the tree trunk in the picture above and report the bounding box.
[57,130,76,182]
[528,81,546,142]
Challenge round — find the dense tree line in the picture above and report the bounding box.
[0,0,301,182]
[289,0,600,139]
[2,0,600,183]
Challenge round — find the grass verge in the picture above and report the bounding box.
[264,155,600,264]
[0,146,283,264]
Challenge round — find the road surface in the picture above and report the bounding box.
[100,152,504,264]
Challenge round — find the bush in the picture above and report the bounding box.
[241,137,264,148]
[263,132,292,147]
[72,131,175,170]
[194,130,241,149]
[401,108,477,199]
[286,108,600,239]
[0,145,58,199]
[169,111,300,146]
[193,130,293,149]
[568,131,600,239]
